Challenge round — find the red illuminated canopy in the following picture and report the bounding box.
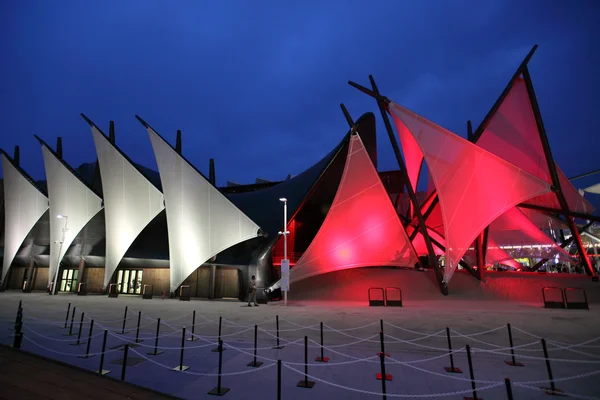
[290,133,418,284]
[476,78,594,215]
[389,101,552,283]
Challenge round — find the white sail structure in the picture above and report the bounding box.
[140,116,261,292]
[84,115,165,289]
[1,152,49,284]
[39,141,103,285]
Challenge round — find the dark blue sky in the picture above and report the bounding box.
[1,1,599,194]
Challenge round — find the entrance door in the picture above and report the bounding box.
[117,270,143,294]
[214,267,240,299]
[59,269,79,292]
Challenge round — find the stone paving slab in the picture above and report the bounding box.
[1,292,599,399]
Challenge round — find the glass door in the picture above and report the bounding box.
[59,269,78,292]
[116,269,143,294]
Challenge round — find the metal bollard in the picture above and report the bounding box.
[97,330,110,375]
[296,336,315,388]
[504,323,524,366]
[148,318,163,355]
[187,310,198,341]
[79,319,95,358]
[444,327,462,373]
[247,324,263,367]
[315,322,329,362]
[172,327,189,371]
[208,339,230,396]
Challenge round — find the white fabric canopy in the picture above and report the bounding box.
[146,123,261,292]
[1,154,49,283]
[41,145,103,284]
[90,125,165,289]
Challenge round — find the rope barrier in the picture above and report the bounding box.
[282,363,505,398]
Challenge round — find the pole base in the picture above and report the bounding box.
[134,339,144,343]
[315,356,329,362]
[272,345,285,350]
[505,361,524,367]
[376,373,392,381]
[444,367,462,373]
[247,361,263,367]
[211,347,226,352]
[78,354,96,359]
[172,365,190,372]
[377,352,390,358]
[207,387,230,396]
[97,369,111,376]
[186,336,199,341]
[147,350,164,356]
[297,380,315,388]
[70,341,86,346]
[541,387,566,396]
[118,331,130,335]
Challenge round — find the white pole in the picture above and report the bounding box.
[283,200,288,307]
[52,216,68,295]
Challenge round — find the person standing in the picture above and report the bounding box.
[247,275,259,307]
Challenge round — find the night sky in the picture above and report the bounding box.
[1,1,599,200]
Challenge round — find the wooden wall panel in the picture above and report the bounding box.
[32,267,49,291]
[85,268,105,293]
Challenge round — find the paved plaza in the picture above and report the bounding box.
[2,292,600,399]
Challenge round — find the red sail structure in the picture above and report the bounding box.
[465,207,574,267]
[289,133,418,284]
[489,207,573,262]
[476,77,594,215]
[389,102,552,283]
[392,111,423,193]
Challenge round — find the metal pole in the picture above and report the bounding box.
[53,216,68,295]
[74,312,84,344]
[505,378,514,400]
[466,345,478,400]
[303,335,308,386]
[277,359,282,400]
[320,322,324,361]
[217,339,223,390]
[148,318,163,355]
[179,327,186,371]
[68,306,76,336]
[542,338,557,392]
[284,200,288,306]
[379,352,387,399]
[212,316,223,352]
[98,330,108,375]
[273,315,283,349]
[188,310,197,341]
[522,66,594,276]
[135,311,142,343]
[63,302,71,328]
[253,324,257,365]
[505,323,523,366]
[444,327,461,373]
[82,320,94,357]
[121,344,129,381]
[121,306,128,334]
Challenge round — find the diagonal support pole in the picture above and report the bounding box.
[340,103,421,264]
[522,65,594,277]
[348,76,446,294]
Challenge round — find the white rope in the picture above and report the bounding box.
[282,363,503,398]
[128,347,276,376]
[22,336,120,357]
[514,382,600,399]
